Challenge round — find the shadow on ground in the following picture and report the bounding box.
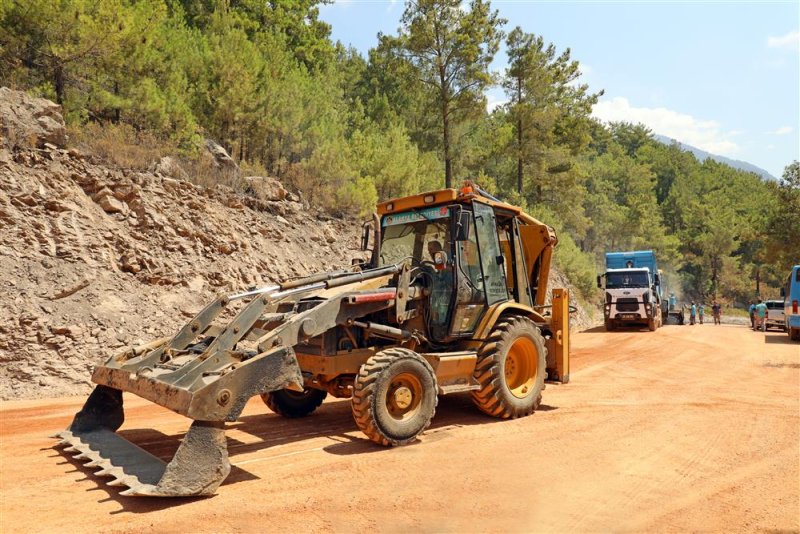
[764,333,797,345]
[50,392,551,513]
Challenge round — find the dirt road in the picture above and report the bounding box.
[2,324,798,532]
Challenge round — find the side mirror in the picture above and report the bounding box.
[597,275,602,289]
[780,287,786,297]
[654,273,660,285]
[360,221,372,251]
[453,210,471,242]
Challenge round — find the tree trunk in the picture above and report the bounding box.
[442,101,451,189]
[439,63,452,189]
[53,63,65,106]
[517,117,523,194]
[516,77,523,194]
[113,81,120,124]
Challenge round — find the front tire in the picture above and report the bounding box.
[472,316,547,419]
[261,388,327,418]
[351,348,438,446]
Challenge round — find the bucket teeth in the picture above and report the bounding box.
[95,467,114,477]
[52,422,230,497]
[53,429,168,495]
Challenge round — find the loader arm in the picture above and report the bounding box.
[56,264,405,497]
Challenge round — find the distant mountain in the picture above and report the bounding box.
[653,134,778,181]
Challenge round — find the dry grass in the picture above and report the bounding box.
[67,122,250,194]
[68,122,171,171]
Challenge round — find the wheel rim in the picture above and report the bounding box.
[283,388,313,400]
[504,337,538,398]
[385,372,423,421]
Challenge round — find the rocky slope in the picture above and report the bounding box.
[0,89,362,399]
[0,88,590,401]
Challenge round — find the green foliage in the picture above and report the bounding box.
[1,0,791,304]
[396,0,505,187]
[503,26,601,198]
[764,161,800,270]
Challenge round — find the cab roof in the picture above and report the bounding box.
[376,183,545,227]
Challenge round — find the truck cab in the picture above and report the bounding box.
[598,251,663,331]
[781,265,800,341]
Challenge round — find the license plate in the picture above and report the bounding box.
[621,314,636,320]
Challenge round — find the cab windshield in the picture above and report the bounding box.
[379,207,452,266]
[606,271,649,289]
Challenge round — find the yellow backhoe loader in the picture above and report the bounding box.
[55,182,570,496]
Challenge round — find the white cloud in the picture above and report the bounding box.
[487,95,509,112]
[592,96,741,156]
[767,29,800,51]
[769,126,793,135]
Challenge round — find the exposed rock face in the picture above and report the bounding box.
[0,87,68,149]
[0,92,361,400]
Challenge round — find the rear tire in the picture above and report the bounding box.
[351,348,437,446]
[472,316,547,419]
[261,388,327,418]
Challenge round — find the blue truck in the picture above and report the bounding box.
[597,250,664,331]
[781,265,800,341]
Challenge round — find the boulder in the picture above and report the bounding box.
[204,139,238,171]
[154,156,188,180]
[93,188,128,214]
[244,176,287,202]
[0,87,67,149]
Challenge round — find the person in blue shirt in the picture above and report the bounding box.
[754,299,768,332]
[698,303,705,324]
[748,301,756,329]
[690,302,697,325]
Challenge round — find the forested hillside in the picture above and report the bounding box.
[2,0,797,304]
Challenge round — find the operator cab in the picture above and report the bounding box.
[374,191,541,343]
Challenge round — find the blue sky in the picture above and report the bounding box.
[319,0,799,178]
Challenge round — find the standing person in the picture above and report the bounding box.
[754,299,768,332]
[699,303,705,324]
[690,302,697,325]
[712,301,721,324]
[748,301,756,329]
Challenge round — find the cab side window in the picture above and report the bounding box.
[473,202,509,305]
[451,212,486,335]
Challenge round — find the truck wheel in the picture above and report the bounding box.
[605,319,615,331]
[472,316,547,419]
[648,318,657,331]
[351,348,437,446]
[261,388,327,418]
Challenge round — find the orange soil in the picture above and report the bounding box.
[1,323,798,532]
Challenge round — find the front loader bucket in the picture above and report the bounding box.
[54,386,230,497]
